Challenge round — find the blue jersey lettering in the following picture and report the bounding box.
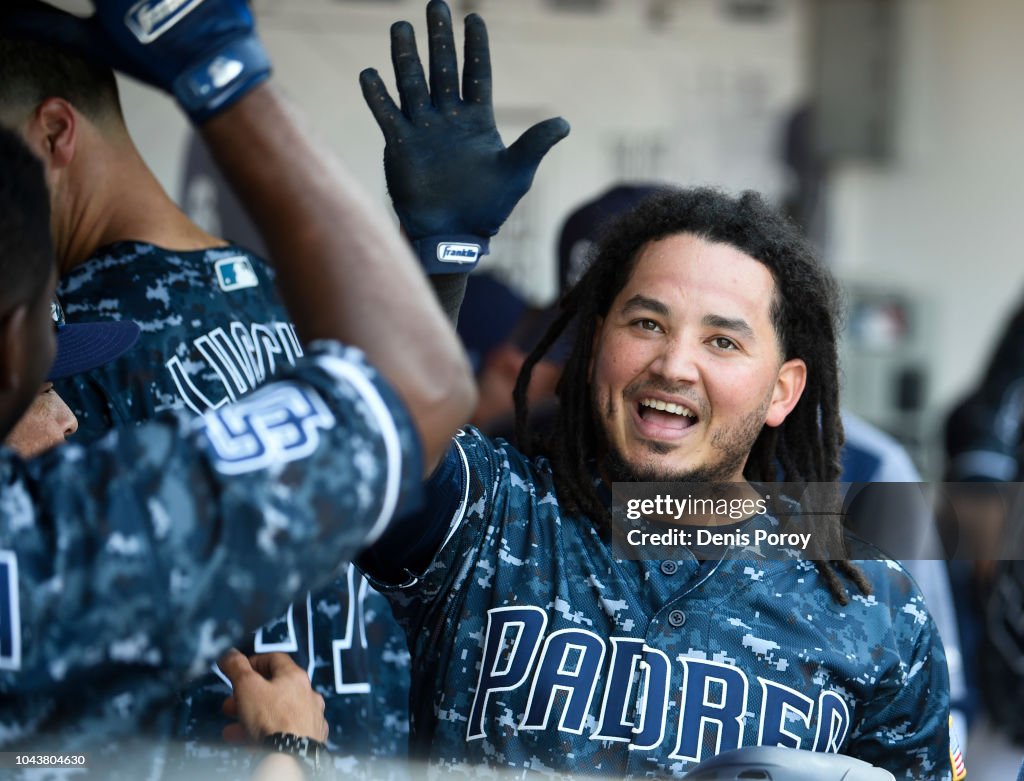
[520,629,605,734]
[198,383,335,475]
[0,551,20,671]
[468,607,546,740]
[671,658,749,762]
[758,680,815,749]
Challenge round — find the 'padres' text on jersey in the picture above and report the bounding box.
[364,427,953,780]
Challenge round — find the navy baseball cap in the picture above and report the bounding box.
[47,297,141,381]
[557,183,666,294]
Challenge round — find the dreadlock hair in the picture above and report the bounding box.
[513,186,870,605]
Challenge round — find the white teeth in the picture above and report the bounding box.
[639,398,695,418]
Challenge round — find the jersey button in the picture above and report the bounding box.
[668,609,686,628]
[660,560,678,576]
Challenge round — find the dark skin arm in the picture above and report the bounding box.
[200,83,475,471]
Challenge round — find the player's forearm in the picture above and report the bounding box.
[430,273,470,326]
[200,83,475,469]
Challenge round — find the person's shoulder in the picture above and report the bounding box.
[59,241,149,293]
[840,411,921,482]
[454,425,554,480]
[843,536,935,622]
[845,534,912,581]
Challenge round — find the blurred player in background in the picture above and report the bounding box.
[942,296,1024,779]
[3,297,139,457]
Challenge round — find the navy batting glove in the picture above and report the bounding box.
[360,0,569,275]
[3,0,270,124]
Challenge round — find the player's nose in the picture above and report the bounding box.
[63,412,79,440]
[54,396,79,440]
[649,334,700,386]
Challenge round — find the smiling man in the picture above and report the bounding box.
[590,232,805,483]
[355,3,954,778]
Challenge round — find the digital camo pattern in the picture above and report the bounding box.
[54,242,414,773]
[55,242,303,443]
[0,344,421,779]
[176,567,412,779]
[372,427,953,780]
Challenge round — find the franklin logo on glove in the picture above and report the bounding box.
[437,243,481,264]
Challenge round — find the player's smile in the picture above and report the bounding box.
[631,390,701,443]
[590,232,806,482]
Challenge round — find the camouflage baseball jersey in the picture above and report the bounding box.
[0,342,420,778]
[53,242,413,772]
[55,242,303,441]
[364,427,955,780]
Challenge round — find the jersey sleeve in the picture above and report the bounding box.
[0,341,421,693]
[358,427,508,615]
[358,432,471,584]
[845,566,956,781]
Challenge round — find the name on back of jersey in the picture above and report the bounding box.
[166,320,304,415]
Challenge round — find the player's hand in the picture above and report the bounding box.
[360,0,569,274]
[2,0,270,123]
[219,650,328,745]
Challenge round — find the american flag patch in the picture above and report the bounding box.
[950,715,967,780]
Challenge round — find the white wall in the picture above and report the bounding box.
[829,0,1024,419]
[118,0,1024,461]
[119,0,807,304]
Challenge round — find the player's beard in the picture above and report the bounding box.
[597,393,770,484]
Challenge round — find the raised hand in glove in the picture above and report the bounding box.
[360,0,570,274]
[2,0,270,124]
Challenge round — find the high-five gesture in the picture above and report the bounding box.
[360,0,570,274]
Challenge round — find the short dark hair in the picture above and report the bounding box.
[514,186,870,604]
[0,124,54,306]
[0,35,122,123]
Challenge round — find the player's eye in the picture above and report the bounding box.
[632,318,663,333]
[711,336,738,350]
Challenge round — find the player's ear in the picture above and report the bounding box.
[25,98,79,172]
[764,357,807,428]
[0,303,30,392]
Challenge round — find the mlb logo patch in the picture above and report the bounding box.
[215,256,260,292]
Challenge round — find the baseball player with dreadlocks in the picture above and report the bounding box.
[355,2,956,778]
